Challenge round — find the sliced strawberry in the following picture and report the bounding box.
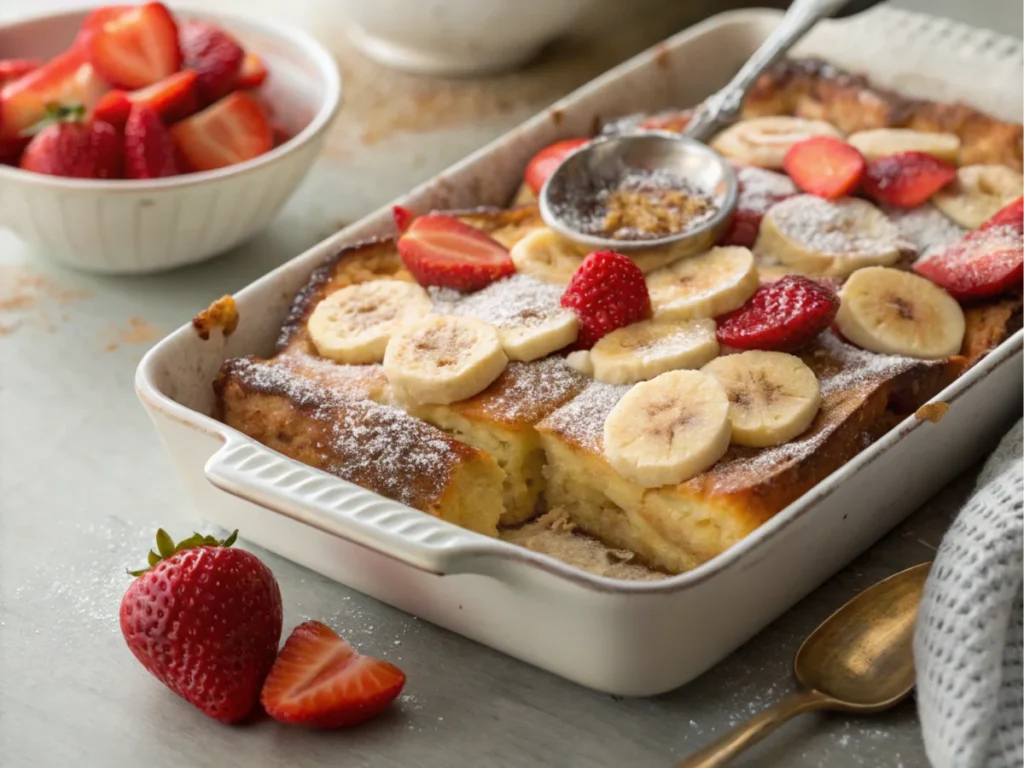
[718,165,798,248]
[124,103,181,179]
[94,70,199,128]
[716,275,839,351]
[19,107,122,179]
[261,621,405,729]
[0,59,43,88]
[77,5,131,42]
[237,52,268,89]
[392,205,416,233]
[523,138,589,195]
[271,123,291,147]
[398,214,514,291]
[862,151,957,208]
[561,251,651,349]
[84,2,181,89]
[914,198,1023,300]
[0,47,109,143]
[783,136,865,200]
[179,21,245,105]
[170,91,272,172]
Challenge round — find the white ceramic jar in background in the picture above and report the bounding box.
[334,0,602,76]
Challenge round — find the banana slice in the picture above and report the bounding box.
[847,129,960,164]
[702,351,820,447]
[383,315,508,405]
[590,318,719,385]
[603,369,731,488]
[308,280,431,364]
[509,227,587,285]
[756,195,911,277]
[835,266,965,359]
[430,274,578,362]
[932,164,1024,229]
[647,246,759,321]
[710,117,843,169]
[565,349,594,376]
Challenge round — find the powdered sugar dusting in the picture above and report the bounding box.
[429,274,570,330]
[915,224,1019,268]
[768,195,903,256]
[466,356,586,424]
[542,333,926,482]
[882,204,966,260]
[226,358,462,509]
[539,380,629,452]
[735,166,798,215]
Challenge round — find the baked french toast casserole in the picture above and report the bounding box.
[209,58,1023,581]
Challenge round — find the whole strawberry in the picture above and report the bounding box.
[19,104,122,179]
[561,250,651,348]
[120,529,282,724]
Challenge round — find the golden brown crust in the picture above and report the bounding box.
[215,356,502,534]
[743,57,1023,170]
[193,295,239,341]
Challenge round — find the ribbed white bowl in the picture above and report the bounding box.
[0,7,342,274]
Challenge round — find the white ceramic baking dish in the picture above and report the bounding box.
[136,6,1024,695]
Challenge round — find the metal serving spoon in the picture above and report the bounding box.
[539,0,882,258]
[675,561,931,768]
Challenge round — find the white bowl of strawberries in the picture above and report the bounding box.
[0,3,341,274]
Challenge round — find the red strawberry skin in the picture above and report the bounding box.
[783,136,865,200]
[0,58,43,88]
[716,275,840,351]
[261,620,405,729]
[398,214,515,291]
[237,52,268,89]
[125,104,182,179]
[981,196,1023,231]
[862,151,957,208]
[180,21,245,105]
[120,544,283,724]
[523,138,589,195]
[84,2,182,89]
[561,250,652,348]
[19,120,122,179]
[95,70,201,129]
[392,205,416,233]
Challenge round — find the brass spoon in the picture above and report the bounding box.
[676,562,932,768]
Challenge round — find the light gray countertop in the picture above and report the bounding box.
[1,1,1020,766]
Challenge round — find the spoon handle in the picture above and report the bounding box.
[683,0,849,141]
[674,688,834,768]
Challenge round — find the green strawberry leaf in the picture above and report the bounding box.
[127,528,242,578]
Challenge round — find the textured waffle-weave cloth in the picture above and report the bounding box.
[915,418,1023,768]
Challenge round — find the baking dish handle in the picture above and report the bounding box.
[204,435,490,576]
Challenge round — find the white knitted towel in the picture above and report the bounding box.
[915,418,1024,768]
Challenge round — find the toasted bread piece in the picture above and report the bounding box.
[742,57,1023,170]
[536,334,947,573]
[215,356,504,536]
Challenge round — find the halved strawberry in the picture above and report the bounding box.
[392,205,416,233]
[260,621,405,729]
[862,151,957,208]
[397,214,515,291]
[561,250,651,349]
[125,103,181,179]
[94,69,199,128]
[716,275,839,351]
[914,198,1023,300]
[0,59,43,88]
[783,136,865,200]
[0,47,109,143]
[84,2,182,89]
[523,138,589,195]
[237,52,268,89]
[179,21,245,105]
[170,91,272,172]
